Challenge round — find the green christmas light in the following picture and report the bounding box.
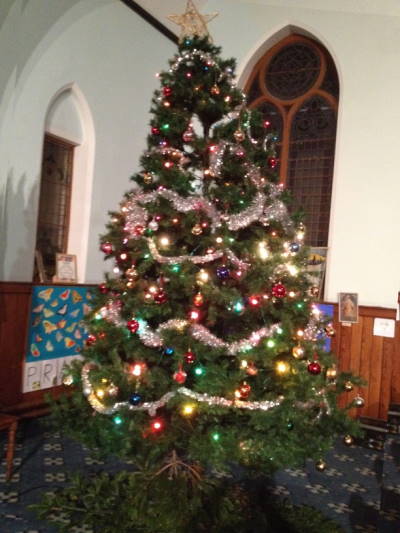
[194,365,205,376]
[211,432,220,442]
[161,123,170,131]
[233,300,244,313]
[266,339,275,348]
[296,302,304,309]
[170,264,181,273]
[113,416,123,425]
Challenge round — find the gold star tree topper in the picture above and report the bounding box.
[168,0,218,42]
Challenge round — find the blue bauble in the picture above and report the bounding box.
[216,266,230,280]
[289,242,300,253]
[164,347,174,356]
[129,393,142,406]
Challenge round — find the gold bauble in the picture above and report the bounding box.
[344,435,354,446]
[344,381,353,391]
[315,459,326,472]
[234,129,245,142]
[211,84,220,95]
[126,268,138,279]
[62,374,74,386]
[326,366,337,380]
[191,224,203,235]
[143,172,153,184]
[292,345,305,359]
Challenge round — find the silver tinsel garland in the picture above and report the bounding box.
[122,186,292,240]
[81,364,331,418]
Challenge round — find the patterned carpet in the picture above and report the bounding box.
[0,418,399,532]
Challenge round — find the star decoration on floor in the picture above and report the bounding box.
[168,0,218,42]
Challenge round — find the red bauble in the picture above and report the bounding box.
[173,369,187,384]
[99,283,108,294]
[154,290,167,304]
[184,350,196,364]
[239,382,251,399]
[151,126,160,135]
[100,242,113,255]
[182,128,194,143]
[193,292,204,307]
[133,225,144,236]
[268,157,278,169]
[86,334,97,346]
[272,283,287,298]
[127,320,139,333]
[264,120,271,128]
[307,361,322,375]
[163,86,172,97]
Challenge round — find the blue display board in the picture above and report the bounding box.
[23,285,93,392]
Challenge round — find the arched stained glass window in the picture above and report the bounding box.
[245,34,339,246]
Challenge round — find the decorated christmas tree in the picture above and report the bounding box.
[41,2,362,531]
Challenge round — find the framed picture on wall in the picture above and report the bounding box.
[339,292,359,323]
[306,247,328,300]
[54,253,77,283]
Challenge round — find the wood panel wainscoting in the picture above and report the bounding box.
[0,282,399,422]
[331,304,400,421]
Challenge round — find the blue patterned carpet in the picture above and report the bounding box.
[0,419,399,532]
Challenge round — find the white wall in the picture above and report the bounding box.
[0,0,175,283]
[2,0,400,309]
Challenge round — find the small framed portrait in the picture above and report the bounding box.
[54,253,77,283]
[339,292,359,323]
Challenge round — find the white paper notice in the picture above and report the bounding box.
[373,318,395,338]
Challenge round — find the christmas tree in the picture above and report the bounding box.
[43,2,362,531]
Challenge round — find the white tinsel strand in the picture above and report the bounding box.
[227,192,266,230]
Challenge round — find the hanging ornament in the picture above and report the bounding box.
[263,120,271,129]
[353,396,365,408]
[62,374,74,386]
[173,367,187,384]
[344,381,353,392]
[233,129,245,142]
[193,292,204,307]
[196,269,209,284]
[151,126,160,135]
[292,345,305,359]
[234,382,251,400]
[232,300,244,314]
[86,334,97,347]
[315,459,326,472]
[154,289,167,304]
[343,435,354,446]
[210,84,220,95]
[307,361,322,375]
[163,347,175,356]
[324,324,336,337]
[289,242,300,253]
[268,157,278,169]
[216,266,230,280]
[246,362,258,376]
[184,350,196,364]
[126,267,138,279]
[272,283,287,298]
[235,146,246,158]
[287,421,294,430]
[309,286,320,297]
[326,366,337,380]
[100,242,113,255]
[133,225,145,236]
[99,283,108,294]
[129,393,143,406]
[192,224,203,235]
[182,126,194,143]
[127,320,139,333]
[163,86,172,97]
[143,172,153,184]
[231,269,244,281]
[148,220,159,231]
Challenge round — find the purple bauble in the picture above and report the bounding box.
[216,266,230,280]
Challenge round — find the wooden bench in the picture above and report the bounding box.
[0,413,18,480]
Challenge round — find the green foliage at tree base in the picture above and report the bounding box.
[31,469,343,533]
